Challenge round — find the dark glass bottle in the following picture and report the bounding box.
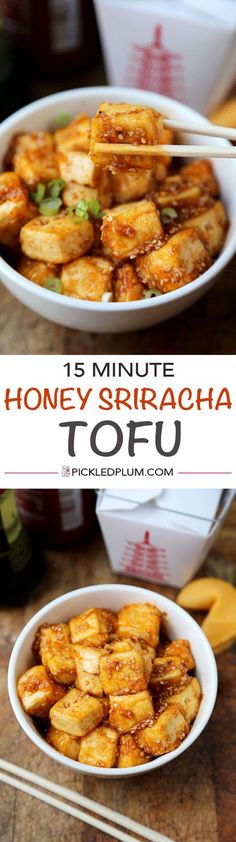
[16,489,96,547]
[0,489,43,604]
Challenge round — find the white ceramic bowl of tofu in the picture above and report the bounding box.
[0,87,236,333]
[8,583,217,778]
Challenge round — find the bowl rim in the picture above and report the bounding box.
[0,85,236,317]
[8,583,218,777]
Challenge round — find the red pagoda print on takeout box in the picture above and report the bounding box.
[121,529,169,583]
[126,25,186,101]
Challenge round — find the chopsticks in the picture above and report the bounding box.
[0,757,175,842]
[164,118,236,142]
[94,142,236,159]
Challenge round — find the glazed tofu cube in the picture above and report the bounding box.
[136,228,212,293]
[46,724,80,760]
[180,160,219,197]
[49,688,104,736]
[154,128,174,182]
[33,623,71,656]
[109,690,154,733]
[0,172,36,247]
[183,201,228,257]
[58,150,98,186]
[10,131,59,189]
[17,665,65,717]
[54,113,91,153]
[166,677,202,722]
[101,200,164,260]
[142,652,153,684]
[118,603,161,647]
[162,639,195,671]
[41,641,77,685]
[136,703,189,755]
[90,101,163,171]
[150,656,187,687]
[20,211,94,263]
[17,256,59,288]
[69,608,115,647]
[114,263,143,302]
[79,725,118,768]
[62,179,112,210]
[100,650,147,696]
[74,645,104,696]
[61,256,113,301]
[111,170,154,203]
[156,182,201,210]
[118,733,151,768]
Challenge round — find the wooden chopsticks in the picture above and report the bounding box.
[94,142,236,159]
[0,757,175,842]
[93,119,236,159]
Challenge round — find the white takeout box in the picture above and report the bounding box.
[96,489,235,587]
[94,0,236,113]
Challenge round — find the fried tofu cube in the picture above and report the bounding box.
[183,201,228,257]
[62,179,112,210]
[20,211,94,263]
[100,650,147,696]
[49,688,104,736]
[41,641,77,685]
[162,639,195,671]
[61,256,113,301]
[180,160,219,197]
[54,113,91,153]
[118,603,161,647]
[10,132,59,189]
[156,182,202,210]
[69,608,115,647]
[136,228,212,293]
[0,172,36,247]
[101,200,164,261]
[58,150,97,186]
[154,128,174,182]
[17,665,65,717]
[90,101,163,171]
[150,656,187,687]
[114,263,143,302]
[17,256,59,288]
[136,703,190,755]
[79,725,118,767]
[118,733,151,767]
[109,690,154,733]
[74,645,104,696]
[166,677,202,723]
[33,622,71,656]
[46,724,80,760]
[111,170,154,203]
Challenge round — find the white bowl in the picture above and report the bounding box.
[8,583,217,778]
[0,86,236,333]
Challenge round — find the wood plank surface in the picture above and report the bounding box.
[0,499,235,842]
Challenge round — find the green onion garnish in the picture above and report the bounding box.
[160,207,178,225]
[67,198,104,223]
[54,112,71,128]
[31,183,46,205]
[39,197,62,216]
[47,178,66,198]
[144,290,162,298]
[44,276,62,293]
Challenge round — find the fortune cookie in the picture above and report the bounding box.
[177,577,236,654]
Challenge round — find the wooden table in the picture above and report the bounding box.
[1,499,235,842]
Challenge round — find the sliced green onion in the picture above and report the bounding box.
[44,276,62,293]
[39,197,62,216]
[87,199,104,219]
[47,178,66,198]
[160,206,178,225]
[54,112,71,128]
[144,289,162,298]
[31,183,46,205]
